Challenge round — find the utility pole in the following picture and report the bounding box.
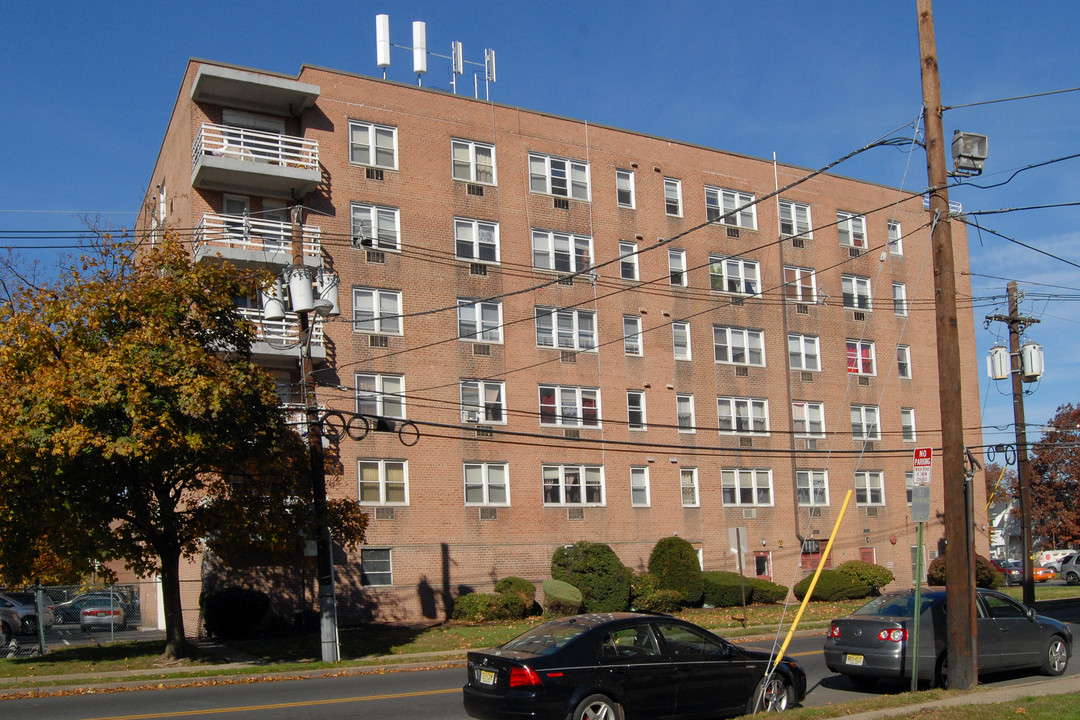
[987,281,1040,605]
[916,0,977,690]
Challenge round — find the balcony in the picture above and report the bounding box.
[191,65,320,117]
[192,123,321,197]
[195,213,321,269]
[238,307,326,367]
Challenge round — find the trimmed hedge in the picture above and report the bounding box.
[793,569,871,602]
[836,560,894,593]
[636,589,684,613]
[648,536,704,606]
[542,578,582,616]
[551,541,631,613]
[201,587,271,640]
[629,571,660,610]
[926,553,1002,588]
[494,576,537,605]
[451,592,527,622]
[701,571,789,607]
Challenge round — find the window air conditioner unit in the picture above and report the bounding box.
[463,411,481,423]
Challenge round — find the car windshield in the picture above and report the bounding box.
[501,620,589,656]
[852,594,934,617]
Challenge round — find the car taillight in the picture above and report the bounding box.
[829,624,841,638]
[877,628,908,642]
[509,665,542,688]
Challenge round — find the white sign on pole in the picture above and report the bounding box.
[913,447,933,486]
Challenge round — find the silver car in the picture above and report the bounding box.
[0,592,56,634]
[824,588,1071,688]
[0,605,18,645]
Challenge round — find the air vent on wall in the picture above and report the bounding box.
[735,366,749,377]
[731,297,745,306]
[369,335,389,348]
[791,237,806,249]
[479,507,498,520]
[805,439,818,451]
[796,303,809,314]
[564,429,580,439]
[865,506,880,518]
[558,275,574,286]
[801,371,814,382]
[858,376,870,386]
[473,343,491,356]
[809,506,822,518]
[475,426,493,438]
[366,167,385,181]
[561,351,577,363]
[853,311,867,322]
[467,184,485,197]
[848,247,862,258]
[554,197,570,210]
[375,507,395,520]
[568,507,585,520]
[367,250,386,264]
[743,508,757,519]
[727,227,740,239]
[739,437,753,448]
[469,263,488,276]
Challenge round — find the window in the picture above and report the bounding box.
[851,405,881,441]
[454,218,499,263]
[627,391,646,430]
[901,408,916,441]
[351,203,400,251]
[779,199,812,239]
[676,394,695,432]
[855,470,885,505]
[782,266,817,303]
[713,326,765,366]
[709,256,761,296]
[792,401,825,437]
[529,152,589,200]
[905,471,915,504]
[893,282,908,316]
[897,345,912,379]
[664,178,682,216]
[717,397,769,435]
[460,380,505,424]
[360,548,392,586]
[452,139,495,184]
[358,459,407,505]
[842,275,873,310]
[630,467,650,506]
[706,187,756,229]
[616,168,635,208]
[353,288,402,335]
[837,211,867,248]
[535,307,596,351]
[531,229,593,272]
[539,385,600,427]
[797,470,829,506]
[888,220,903,255]
[458,299,503,343]
[542,464,604,505]
[681,468,700,507]
[349,120,397,169]
[464,462,508,505]
[846,340,876,375]
[619,241,639,280]
[788,334,821,371]
[672,321,691,360]
[722,468,773,506]
[623,316,643,356]
[668,249,687,286]
[355,373,405,418]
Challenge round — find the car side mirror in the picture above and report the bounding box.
[1027,607,1038,621]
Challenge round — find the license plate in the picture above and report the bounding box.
[479,669,496,685]
[845,654,865,666]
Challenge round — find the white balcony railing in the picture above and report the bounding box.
[192,123,319,172]
[195,214,321,257]
[238,307,324,348]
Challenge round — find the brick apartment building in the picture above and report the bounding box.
[138,58,986,626]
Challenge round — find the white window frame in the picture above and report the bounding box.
[796,470,830,507]
[360,548,392,586]
[358,459,408,506]
[901,408,917,442]
[539,385,601,427]
[668,248,687,286]
[458,299,503,343]
[842,275,873,311]
[464,462,509,506]
[788,334,821,372]
[352,287,402,335]
[855,470,885,506]
[630,466,650,507]
[664,177,683,216]
[351,202,400,252]
[529,152,590,200]
[706,187,757,229]
[531,229,593,273]
[718,397,769,435]
[542,464,604,506]
[619,241,639,281]
[905,470,915,505]
[897,345,913,379]
[710,255,761,296]
[672,321,691,361]
[782,266,817,303]
[355,373,405,419]
[460,380,506,424]
[681,467,700,508]
[779,199,812,239]
[451,139,496,185]
[893,282,908,317]
[616,168,635,208]
[722,468,774,507]
[349,120,397,169]
[454,217,500,264]
[888,220,903,255]
[623,315,643,356]
[846,339,877,376]
[792,401,825,438]
[713,326,765,367]
[676,394,696,433]
[535,307,596,351]
[837,211,867,248]
[851,405,881,441]
[627,390,646,430]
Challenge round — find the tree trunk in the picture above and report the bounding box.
[159,546,188,659]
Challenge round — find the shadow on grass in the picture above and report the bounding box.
[227,624,434,663]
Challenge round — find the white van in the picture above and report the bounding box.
[1039,549,1074,569]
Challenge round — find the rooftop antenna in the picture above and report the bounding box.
[373,15,497,99]
[376,14,390,79]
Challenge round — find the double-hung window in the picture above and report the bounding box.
[355,373,405,418]
[846,340,876,375]
[710,256,761,296]
[901,408,917,441]
[788,334,821,371]
[797,470,829,506]
[630,467,650,506]
[451,139,495,184]
[706,187,757,229]
[351,203,400,251]
[349,120,397,169]
[464,462,508,505]
[619,241,639,280]
[358,459,407,505]
[792,401,825,438]
[851,405,881,441]
[616,168,635,208]
[779,199,812,238]
[542,464,604,505]
[539,385,600,427]
[855,470,885,506]
[535,307,596,351]
[627,390,646,430]
[782,266,816,303]
[460,380,505,424]
[458,299,502,343]
[842,275,872,310]
[454,218,499,263]
[353,287,402,335]
[713,326,765,366]
[722,468,773,507]
[717,396,769,435]
[672,321,691,360]
[529,153,589,200]
[676,394,695,432]
[888,220,903,255]
[837,211,867,248]
[681,468,700,507]
[623,316,643,356]
[893,282,908,316]
[532,229,593,272]
[664,178,682,216]
[897,345,912,379]
[668,249,687,286]
[360,548,392,586]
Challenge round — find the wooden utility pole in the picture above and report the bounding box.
[916,0,977,690]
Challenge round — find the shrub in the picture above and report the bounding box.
[636,589,684,613]
[551,541,632,613]
[793,569,871,602]
[494,576,536,604]
[542,578,582,616]
[751,578,789,604]
[702,571,751,608]
[629,571,660,610]
[926,553,1001,588]
[200,587,271,640]
[451,592,527,622]
[648,536,704,606]
[837,560,895,593]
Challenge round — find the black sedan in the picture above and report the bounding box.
[463,612,806,720]
[823,587,1072,688]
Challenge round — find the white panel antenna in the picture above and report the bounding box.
[485,49,496,82]
[452,41,464,75]
[376,15,391,71]
[412,21,427,79]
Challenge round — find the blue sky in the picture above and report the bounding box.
[3,1,1078,459]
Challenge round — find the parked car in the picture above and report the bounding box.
[56,592,135,627]
[0,592,55,634]
[1042,553,1075,573]
[823,588,1071,687]
[463,612,806,719]
[78,597,126,632]
[0,605,18,645]
[1059,555,1080,585]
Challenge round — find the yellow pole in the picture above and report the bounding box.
[984,465,1007,512]
[773,488,854,669]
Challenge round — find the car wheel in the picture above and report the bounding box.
[751,673,793,713]
[21,616,38,635]
[573,693,623,720]
[849,675,878,688]
[934,653,949,689]
[1042,636,1069,676]
[1067,572,1080,586]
